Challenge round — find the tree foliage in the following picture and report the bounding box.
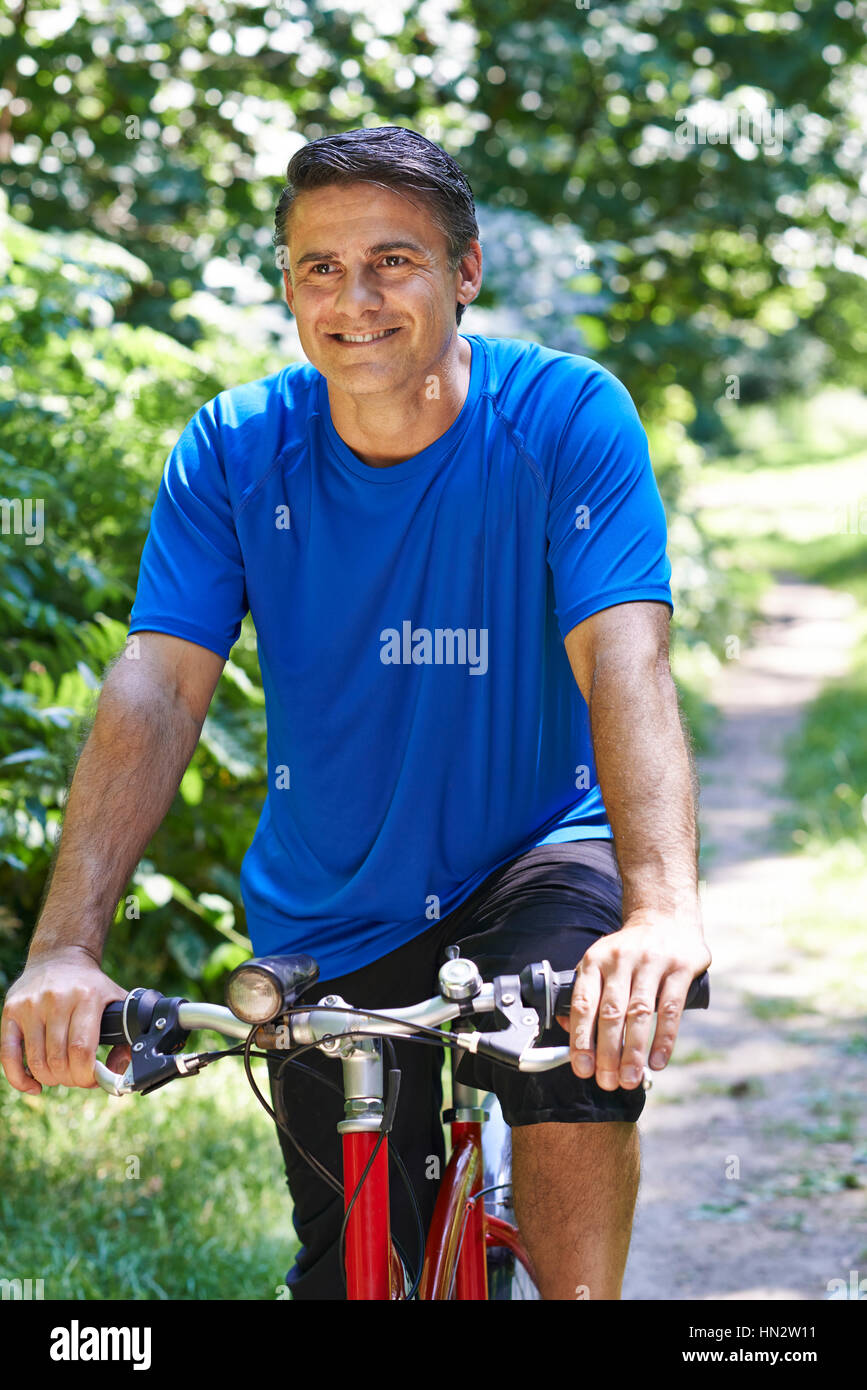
[1,0,865,988]
[3,0,865,410]
[0,188,269,991]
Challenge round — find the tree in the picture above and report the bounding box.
[1,0,864,423]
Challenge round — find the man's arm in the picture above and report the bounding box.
[0,632,224,1093]
[561,600,711,1091]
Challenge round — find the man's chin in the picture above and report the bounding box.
[329,376,408,399]
[314,356,413,393]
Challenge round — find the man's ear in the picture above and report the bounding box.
[282,266,294,315]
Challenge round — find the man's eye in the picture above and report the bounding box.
[381,255,406,267]
[311,263,333,274]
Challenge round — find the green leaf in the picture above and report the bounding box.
[202,941,252,985]
[0,747,51,767]
[133,872,174,910]
[24,796,46,829]
[167,924,210,980]
[178,764,204,806]
[197,892,234,925]
[221,660,265,704]
[200,714,260,780]
[75,661,100,691]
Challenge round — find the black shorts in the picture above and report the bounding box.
[267,837,642,1299]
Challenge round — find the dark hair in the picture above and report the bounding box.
[273,126,479,325]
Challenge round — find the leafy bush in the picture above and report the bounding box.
[0,190,276,993]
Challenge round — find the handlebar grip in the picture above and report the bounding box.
[99,1000,128,1046]
[548,967,710,1018]
[685,970,710,1011]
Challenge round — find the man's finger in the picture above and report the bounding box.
[19,1014,58,1088]
[0,1015,42,1094]
[44,1006,72,1088]
[570,958,603,1078]
[593,966,632,1091]
[105,1043,132,1078]
[649,971,690,1070]
[67,998,104,1089]
[618,964,662,1089]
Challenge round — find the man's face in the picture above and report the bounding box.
[281,181,476,395]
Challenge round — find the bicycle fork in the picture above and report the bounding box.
[332,1033,401,1300]
[333,1023,488,1300]
[333,1026,507,1299]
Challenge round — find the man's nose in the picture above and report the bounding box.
[334,264,384,316]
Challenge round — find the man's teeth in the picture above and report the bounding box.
[335,329,397,342]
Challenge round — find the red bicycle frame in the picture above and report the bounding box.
[340,1039,535,1299]
[342,1130,395,1300]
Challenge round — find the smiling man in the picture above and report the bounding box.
[1,126,710,1301]
[276,170,477,467]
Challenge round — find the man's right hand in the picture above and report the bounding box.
[0,946,130,1094]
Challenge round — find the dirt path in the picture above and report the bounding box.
[623,577,866,1301]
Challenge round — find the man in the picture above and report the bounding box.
[1,126,710,1300]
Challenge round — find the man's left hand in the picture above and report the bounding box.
[557,910,712,1091]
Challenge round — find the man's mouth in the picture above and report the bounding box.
[328,327,402,344]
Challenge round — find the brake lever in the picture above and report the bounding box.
[451,971,656,1086]
[454,973,541,1065]
[93,992,195,1096]
[93,1049,181,1096]
[94,1058,135,1096]
[94,1049,210,1097]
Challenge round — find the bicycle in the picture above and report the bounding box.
[93,949,710,1300]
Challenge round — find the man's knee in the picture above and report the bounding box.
[510,1120,640,1217]
[510,1122,641,1299]
[513,1117,639,1162]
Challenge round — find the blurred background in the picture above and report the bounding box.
[1,0,865,1300]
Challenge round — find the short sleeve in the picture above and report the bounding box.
[128,404,249,659]
[546,366,673,641]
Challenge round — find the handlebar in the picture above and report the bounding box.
[94,961,710,1097]
[98,1000,127,1047]
[519,962,710,1030]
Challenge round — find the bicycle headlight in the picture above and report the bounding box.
[225,954,319,1024]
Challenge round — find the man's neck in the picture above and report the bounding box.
[325,335,472,468]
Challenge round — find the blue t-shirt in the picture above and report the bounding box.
[129,333,673,977]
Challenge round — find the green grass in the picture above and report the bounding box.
[688,1197,753,1222]
[692,469,867,867]
[0,1057,296,1299]
[768,1211,808,1233]
[745,995,818,1023]
[771,1111,861,1146]
[766,1169,862,1199]
[713,387,867,472]
[689,428,867,1013]
[741,516,867,868]
[767,854,867,1015]
[668,1047,724,1066]
[693,1077,766,1099]
[1,1048,460,1301]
